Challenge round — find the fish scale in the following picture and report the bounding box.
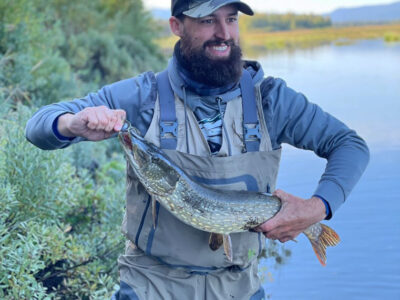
[119,122,341,266]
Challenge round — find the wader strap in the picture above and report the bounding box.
[240,70,261,152]
[156,70,178,150]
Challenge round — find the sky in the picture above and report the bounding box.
[144,0,397,14]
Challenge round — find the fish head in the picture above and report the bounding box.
[118,121,180,196]
[119,123,154,171]
[118,122,175,170]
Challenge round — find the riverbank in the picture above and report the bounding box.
[156,23,400,57]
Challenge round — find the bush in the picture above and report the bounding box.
[0,0,76,106]
[384,31,400,42]
[0,0,166,106]
[0,0,167,297]
[0,104,126,298]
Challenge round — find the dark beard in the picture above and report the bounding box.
[179,38,243,87]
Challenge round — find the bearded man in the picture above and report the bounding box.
[26,1,369,299]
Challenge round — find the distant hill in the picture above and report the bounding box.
[328,1,400,24]
[150,2,400,25]
[151,8,170,20]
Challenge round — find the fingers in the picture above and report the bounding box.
[256,189,288,233]
[69,106,127,141]
[114,110,126,131]
[262,228,301,243]
[273,189,290,201]
[257,217,278,233]
[81,106,126,133]
[254,189,305,243]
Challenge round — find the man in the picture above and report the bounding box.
[26,0,369,299]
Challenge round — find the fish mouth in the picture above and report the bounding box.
[121,121,160,154]
[119,121,164,168]
[121,121,143,141]
[120,122,150,154]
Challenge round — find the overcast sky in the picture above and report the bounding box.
[144,0,397,14]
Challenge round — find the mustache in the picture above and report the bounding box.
[203,39,236,48]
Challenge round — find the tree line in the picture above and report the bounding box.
[240,13,332,32]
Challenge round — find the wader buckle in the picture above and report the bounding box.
[160,121,178,138]
[244,123,261,141]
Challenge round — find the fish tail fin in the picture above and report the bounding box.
[305,224,340,266]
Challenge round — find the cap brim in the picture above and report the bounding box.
[183,1,254,18]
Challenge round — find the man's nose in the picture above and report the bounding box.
[215,21,230,40]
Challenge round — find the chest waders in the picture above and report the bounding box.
[117,70,281,300]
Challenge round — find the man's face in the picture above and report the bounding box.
[172,4,243,87]
[180,5,240,60]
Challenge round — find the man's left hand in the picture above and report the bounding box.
[256,189,327,243]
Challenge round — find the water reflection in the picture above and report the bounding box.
[253,39,400,299]
[254,39,400,150]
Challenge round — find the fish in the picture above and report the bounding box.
[118,122,340,266]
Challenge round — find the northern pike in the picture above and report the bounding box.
[118,122,340,266]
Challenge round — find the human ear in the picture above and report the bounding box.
[169,16,184,37]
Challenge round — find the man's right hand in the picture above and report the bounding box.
[57,106,126,141]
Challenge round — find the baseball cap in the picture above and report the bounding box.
[171,0,254,18]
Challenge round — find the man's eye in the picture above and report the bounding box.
[228,17,237,23]
[200,19,214,24]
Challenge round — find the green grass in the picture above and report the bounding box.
[384,31,400,42]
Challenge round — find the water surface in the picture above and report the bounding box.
[253,40,400,299]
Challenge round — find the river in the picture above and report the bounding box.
[253,39,400,299]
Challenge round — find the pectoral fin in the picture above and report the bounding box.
[223,234,233,262]
[209,233,224,251]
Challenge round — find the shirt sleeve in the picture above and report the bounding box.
[260,77,370,217]
[25,71,157,150]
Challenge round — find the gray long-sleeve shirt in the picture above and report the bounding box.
[25,59,369,217]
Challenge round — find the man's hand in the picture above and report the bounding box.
[256,189,327,243]
[57,106,126,141]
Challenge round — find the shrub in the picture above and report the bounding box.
[0,104,126,298]
[0,0,76,106]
